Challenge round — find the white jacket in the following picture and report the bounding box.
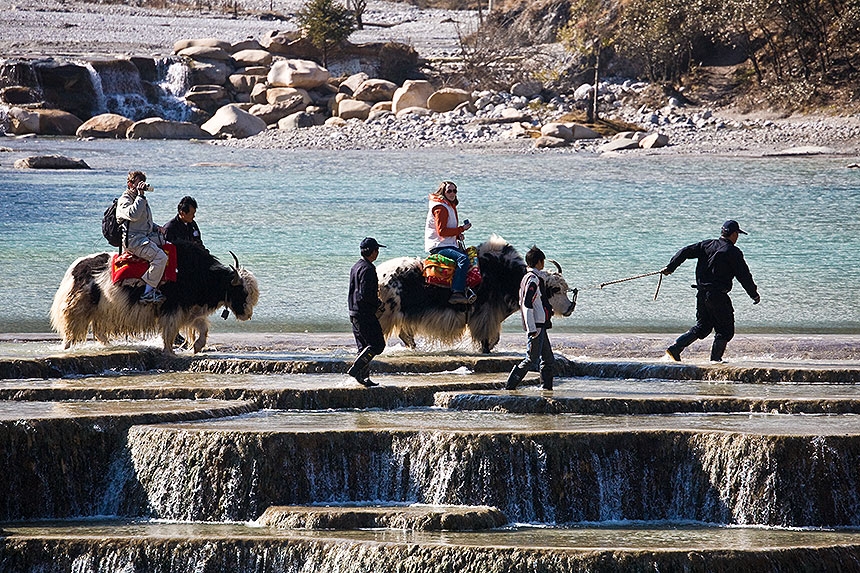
[519,269,550,333]
[424,196,459,252]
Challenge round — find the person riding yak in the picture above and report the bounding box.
[117,171,168,304]
[424,181,475,305]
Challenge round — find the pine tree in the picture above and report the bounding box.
[296,0,356,67]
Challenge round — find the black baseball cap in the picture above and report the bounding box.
[360,237,386,250]
[721,220,747,235]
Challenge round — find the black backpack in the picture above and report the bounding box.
[102,198,124,247]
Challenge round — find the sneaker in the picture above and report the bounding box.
[541,384,553,391]
[140,289,165,304]
[448,291,468,305]
[358,377,378,387]
[665,346,681,362]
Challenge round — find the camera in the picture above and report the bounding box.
[139,183,152,192]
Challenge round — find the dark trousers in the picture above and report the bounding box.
[672,289,734,359]
[351,314,386,355]
[507,328,554,389]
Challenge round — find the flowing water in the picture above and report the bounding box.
[1,138,858,334]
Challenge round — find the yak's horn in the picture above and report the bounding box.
[548,259,563,274]
[229,251,241,286]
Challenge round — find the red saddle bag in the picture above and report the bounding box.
[111,242,177,284]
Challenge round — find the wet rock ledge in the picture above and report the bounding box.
[1,349,858,383]
[257,504,507,531]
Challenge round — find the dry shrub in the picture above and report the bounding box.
[377,42,422,84]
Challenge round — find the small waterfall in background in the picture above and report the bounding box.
[79,58,192,122]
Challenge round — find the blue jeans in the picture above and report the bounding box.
[430,246,469,293]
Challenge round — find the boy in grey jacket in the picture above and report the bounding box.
[506,246,555,391]
[116,171,167,304]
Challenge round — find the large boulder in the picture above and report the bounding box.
[339,72,369,96]
[32,61,99,119]
[174,38,232,53]
[202,104,267,138]
[230,39,264,53]
[392,80,434,114]
[228,73,266,93]
[0,86,39,105]
[353,79,397,102]
[534,136,568,149]
[427,88,471,113]
[8,107,82,135]
[178,45,231,61]
[597,138,640,152]
[266,87,312,106]
[639,133,669,149]
[14,154,89,169]
[76,113,133,138]
[184,85,230,113]
[248,97,306,124]
[278,111,317,130]
[268,59,330,89]
[7,107,40,135]
[188,59,231,86]
[510,81,542,98]
[259,30,300,53]
[540,122,573,141]
[337,99,371,120]
[569,124,601,139]
[231,49,273,67]
[250,83,268,104]
[127,118,211,139]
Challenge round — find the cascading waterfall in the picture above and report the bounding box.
[79,58,192,122]
[119,424,860,526]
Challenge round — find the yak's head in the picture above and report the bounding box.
[543,259,577,317]
[225,251,260,320]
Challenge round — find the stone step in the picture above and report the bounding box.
[122,409,860,527]
[2,348,857,383]
[256,503,507,531]
[0,399,256,521]
[436,376,860,414]
[2,520,859,572]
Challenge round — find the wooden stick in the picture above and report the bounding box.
[599,270,663,289]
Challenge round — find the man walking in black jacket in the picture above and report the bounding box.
[661,220,760,362]
[347,237,387,387]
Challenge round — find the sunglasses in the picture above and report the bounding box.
[446,188,458,194]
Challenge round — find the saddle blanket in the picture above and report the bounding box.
[111,243,177,284]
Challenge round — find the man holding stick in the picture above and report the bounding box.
[660,220,760,363]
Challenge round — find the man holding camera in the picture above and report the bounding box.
[117,170,168,304]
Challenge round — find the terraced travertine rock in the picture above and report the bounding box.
[120,410,860,526]
[434,391,860,415]
[0,400,256,520]
[2,525,860,573]
[256,504,508,531]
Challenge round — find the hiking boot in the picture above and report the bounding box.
[140,289,165,304]
[358,377,379,387]
[448,291,469,305]
[665,346,682,362]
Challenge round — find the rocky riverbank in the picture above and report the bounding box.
[2,0,860,156]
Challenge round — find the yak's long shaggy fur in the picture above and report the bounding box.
[51,242,259,354]
[377,235,575,353]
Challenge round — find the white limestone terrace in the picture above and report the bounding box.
[0,0,477,59]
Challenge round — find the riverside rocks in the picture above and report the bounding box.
[127,118,210,140]
[392,80,434,113]
[8,107,82,136]
[202,104,267,138]
[268,59,330,89]
[75,113,133,138]
[14,154,89,169]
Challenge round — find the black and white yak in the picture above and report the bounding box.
[377,235,577,353]
[50,241,259,354]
